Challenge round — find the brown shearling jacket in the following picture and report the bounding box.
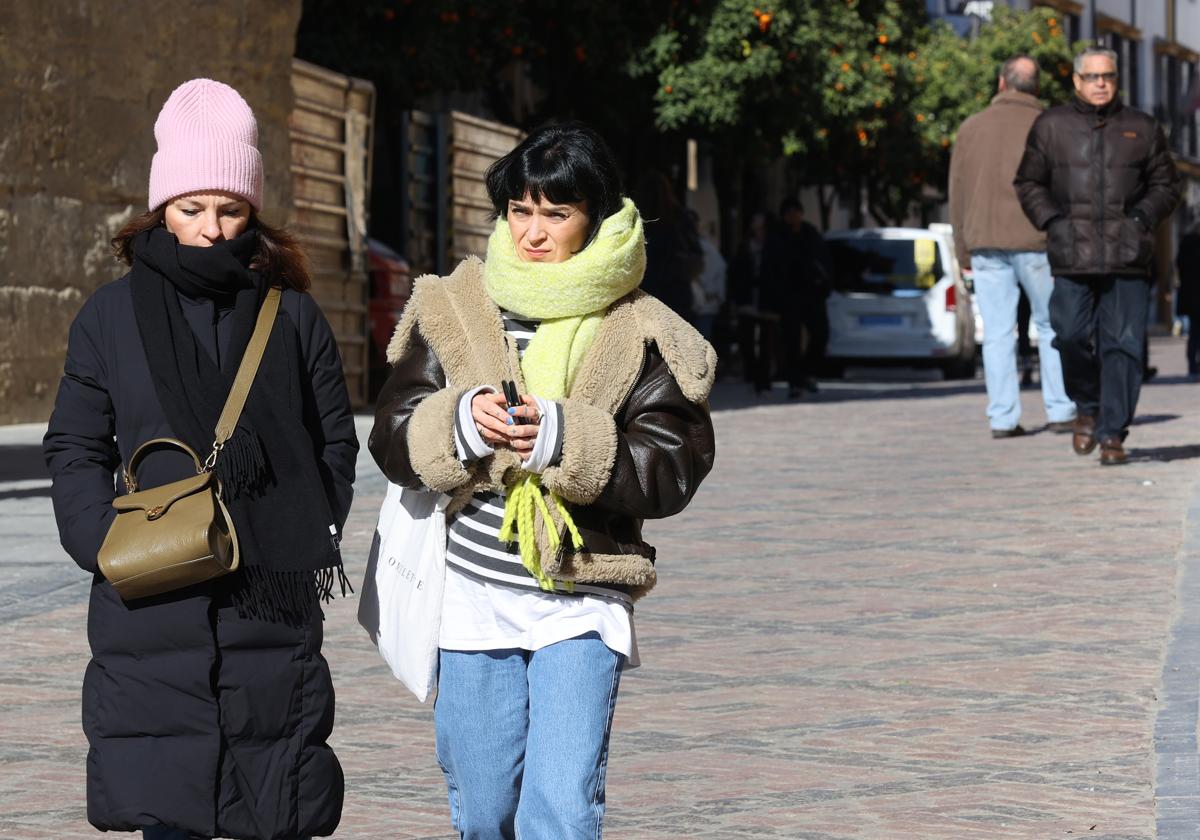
[368,257,717,600]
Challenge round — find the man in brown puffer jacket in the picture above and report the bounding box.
[1015,47,1181,465]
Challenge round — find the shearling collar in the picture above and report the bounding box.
[386,257,716,411]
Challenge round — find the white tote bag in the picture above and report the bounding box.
[357,482,449,702]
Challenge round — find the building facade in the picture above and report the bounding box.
[0,2,302,425]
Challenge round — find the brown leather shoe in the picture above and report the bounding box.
[1099,436,1127,466]
[1072,415,1097,455]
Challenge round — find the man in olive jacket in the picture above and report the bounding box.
[1015,47,1181,465]
[949,55,1075,439]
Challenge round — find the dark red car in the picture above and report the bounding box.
[368,238,411,394]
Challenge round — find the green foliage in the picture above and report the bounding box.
[296,2,1085,226]
[910,6,1078,181]
[645,2,1080,224]
[644,1,923,157]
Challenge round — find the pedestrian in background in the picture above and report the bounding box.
[1015,47,1181,464]
[949,54,1075,439]
[688,209,727,341]
[636,169,702,324]
[369,122,716,839]
[729,209,786,393]
[778,198,833,397]
[42,79,357,840]
[1176,219,1200,379]
[1144,265,1160,383]
[1017,289,1036,388]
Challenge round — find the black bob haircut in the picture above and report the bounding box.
[485,121,625,248]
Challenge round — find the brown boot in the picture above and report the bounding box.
[1072,415,1097,455]
[1099,436,1127,466]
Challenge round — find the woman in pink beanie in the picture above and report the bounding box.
[43,79,357,840]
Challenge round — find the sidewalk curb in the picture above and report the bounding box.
[1155,475,1200,838]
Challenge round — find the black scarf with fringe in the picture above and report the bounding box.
[129,226,346,624]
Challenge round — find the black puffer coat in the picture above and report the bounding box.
[43,276,357,839]
[1014,96,1181,276]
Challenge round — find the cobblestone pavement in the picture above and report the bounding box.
[2,337,1199,839]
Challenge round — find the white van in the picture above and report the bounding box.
[824,225,978,378]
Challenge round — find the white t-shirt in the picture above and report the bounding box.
[439,564,640,668]
[440,309,641,667]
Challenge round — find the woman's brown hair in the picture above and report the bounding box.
[111,207,312,292]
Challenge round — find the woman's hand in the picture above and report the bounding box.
[471,391,541,453]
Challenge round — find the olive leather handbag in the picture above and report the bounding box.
[97,287,280,601]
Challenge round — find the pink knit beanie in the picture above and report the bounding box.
[148,79,264,211]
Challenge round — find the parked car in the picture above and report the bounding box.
[367,238,411,397]
[824,225,977,378]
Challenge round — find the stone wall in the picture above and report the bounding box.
[0,1,302,424]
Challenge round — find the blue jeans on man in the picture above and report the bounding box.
[1048,274,1150,443]
[971,249,1075,431]
[434,633,623,839]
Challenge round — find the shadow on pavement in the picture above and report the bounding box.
[710,379,985,411]
[0,444,48,483]
[0,486,51,500]
[1143,375,1199,386]
[1131,414,1182,426]
[1127,444,1200,463]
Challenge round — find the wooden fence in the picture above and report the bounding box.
[288,58,375,408]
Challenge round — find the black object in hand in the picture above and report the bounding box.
[501,380,526,424]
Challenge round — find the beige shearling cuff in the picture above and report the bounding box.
[406,387,473,492]
[540,398,618,505]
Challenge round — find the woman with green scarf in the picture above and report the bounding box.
[369,122,716,838]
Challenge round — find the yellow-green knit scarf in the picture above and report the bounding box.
[483,197,646,590]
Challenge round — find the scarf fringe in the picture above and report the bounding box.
[499,475,583,593]
[215,429,269,499]
[230,562,349,627]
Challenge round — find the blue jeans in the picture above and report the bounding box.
[435,633,624,839]
[971,250,1075,429]
[1050,274,1150,441]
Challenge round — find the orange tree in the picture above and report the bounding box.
[642,1,1078,228]
[639,0,929,227]
[906,6,1079,214]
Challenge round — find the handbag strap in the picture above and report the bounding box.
[204,286,282,470]
[123,437,204,492]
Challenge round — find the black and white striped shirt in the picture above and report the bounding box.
[447,311,633,606]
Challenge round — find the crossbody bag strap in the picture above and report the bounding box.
[204,286,282,470]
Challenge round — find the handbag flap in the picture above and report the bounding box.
[112,472,214,520]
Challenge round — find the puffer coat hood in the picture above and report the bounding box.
[1014,96,1181,276]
